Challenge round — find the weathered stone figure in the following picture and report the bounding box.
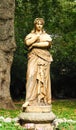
[19,18,55,130]
[0,0,16,109]
[22,18,53,108]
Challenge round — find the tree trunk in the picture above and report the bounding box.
[0,0,16,109]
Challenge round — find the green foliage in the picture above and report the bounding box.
[0,109,20,118]
[11,0,76,99]
[51,40,76,79]
[52,100,76,120]
[56,122,76,130]
[0,121,26,130]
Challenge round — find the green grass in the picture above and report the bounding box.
[54,122,76,130]
[0,99,76,130]
[52,99,76,130]
[0,102,22,118]
[0,121,26,130]
[0,109,20,118]
[52,99,76,120]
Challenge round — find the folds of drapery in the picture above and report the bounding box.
[25,48,52,105]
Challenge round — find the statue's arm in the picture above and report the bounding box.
[24,34,39,46]
[32,41,52,48]
[32,34,52,48]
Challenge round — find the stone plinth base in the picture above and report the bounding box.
[19,111,56,123]
[23,105,52,113]
[22,123,53,130]
[18,105,56,130]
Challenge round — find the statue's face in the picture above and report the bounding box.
[35,21,43,31]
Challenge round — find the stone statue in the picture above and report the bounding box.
[22,18,53,108]
[19,18,56,130]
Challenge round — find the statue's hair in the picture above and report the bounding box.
[34,18,45,25]
[31,18,45,33]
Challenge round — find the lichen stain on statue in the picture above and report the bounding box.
[22,18,53,110]
[19,18,56,130]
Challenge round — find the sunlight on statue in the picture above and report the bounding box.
[22,18,53,109]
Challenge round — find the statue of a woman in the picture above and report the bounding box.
[22,18,53,108]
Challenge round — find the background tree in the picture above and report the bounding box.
[0,0,16,109]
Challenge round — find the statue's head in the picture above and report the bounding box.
[31,18,45,33]
[34,18,45,26]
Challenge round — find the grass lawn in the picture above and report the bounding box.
[52,99,76,120]
[0,99,76,130]
[52,99,76,130]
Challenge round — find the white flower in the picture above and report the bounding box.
[4,118,11,123]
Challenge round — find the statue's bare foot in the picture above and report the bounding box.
[22,101,29,108]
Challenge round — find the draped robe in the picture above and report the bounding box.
[25,33,53,105]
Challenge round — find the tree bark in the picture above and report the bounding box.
[0,0,16,109]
